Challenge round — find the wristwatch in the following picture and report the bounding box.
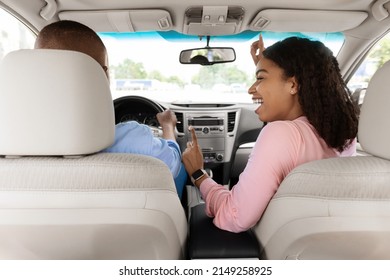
[190,169,207,185]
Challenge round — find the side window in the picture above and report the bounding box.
[0,8,36,60]
[348,32,390,106]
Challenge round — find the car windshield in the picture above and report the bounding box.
[100,31,344,104]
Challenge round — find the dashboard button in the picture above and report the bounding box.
[202,127,210,134]
[216,154,224,161]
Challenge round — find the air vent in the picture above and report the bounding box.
[227,112,236,132]
[176,112,184,133]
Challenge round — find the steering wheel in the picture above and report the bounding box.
[113,95,165,137]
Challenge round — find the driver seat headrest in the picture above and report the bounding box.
[0,49,115,156]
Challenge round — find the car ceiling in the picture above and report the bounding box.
[1,0,390,77]
[0,0,387,34]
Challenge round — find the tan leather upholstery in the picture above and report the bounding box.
[358,61,390,160]
[0,49,114,156]
[254,60,390,260]
[0,49,187,259]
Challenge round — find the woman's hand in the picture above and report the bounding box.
[182,126,205,182]
[250,34,265,66]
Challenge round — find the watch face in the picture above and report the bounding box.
[192,169,205,180]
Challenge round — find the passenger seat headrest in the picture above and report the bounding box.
[358,60,390,160]
[0,49,115,156]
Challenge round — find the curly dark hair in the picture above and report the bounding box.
[262,36,359,152]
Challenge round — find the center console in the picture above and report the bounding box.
[188,114,226,163]
[173,108,240,165]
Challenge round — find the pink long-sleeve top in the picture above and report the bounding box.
[199,116,356,233]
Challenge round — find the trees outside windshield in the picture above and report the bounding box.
[101,31,345,103]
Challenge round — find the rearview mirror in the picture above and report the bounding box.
[180,47,236,66]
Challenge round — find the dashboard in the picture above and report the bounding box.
[118,112,159,127]
[172,107,239,164]
[113,95,264,185]
[114,96,161,127]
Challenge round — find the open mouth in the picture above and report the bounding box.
[253,98,263,104]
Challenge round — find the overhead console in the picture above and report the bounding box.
[183,6,245,35]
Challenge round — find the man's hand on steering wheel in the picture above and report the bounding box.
[156,109,177,140]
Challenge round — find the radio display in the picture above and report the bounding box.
[188,118,223,126]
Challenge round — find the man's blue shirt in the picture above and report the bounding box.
[103,121,186,198]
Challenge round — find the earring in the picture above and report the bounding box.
[290,89,295,94]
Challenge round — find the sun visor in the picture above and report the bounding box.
[58,10,172,32]
[249,9,368,32]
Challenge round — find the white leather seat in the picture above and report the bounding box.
[0,49,187,259]
[254,60,390,260]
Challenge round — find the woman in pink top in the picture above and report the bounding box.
[182,36,359,233]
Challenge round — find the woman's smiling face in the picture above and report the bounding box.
[248,57,303,122]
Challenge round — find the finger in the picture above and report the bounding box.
[189,126,198,146]
[251,40,259,49]
[183,146,190,155]
[258,33,265,52]
[250,45,257,55]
